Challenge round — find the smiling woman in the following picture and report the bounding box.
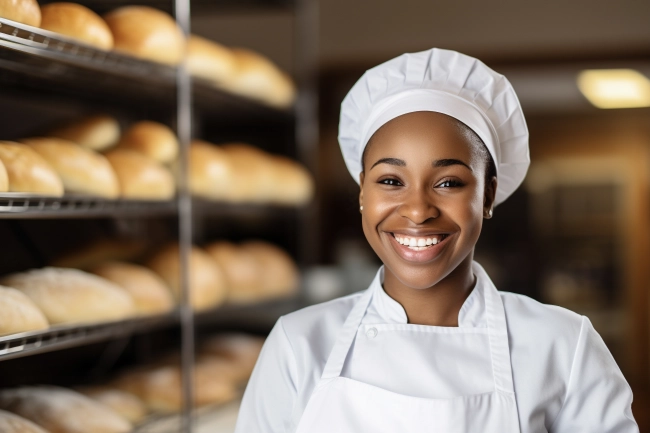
[234,49,639,433]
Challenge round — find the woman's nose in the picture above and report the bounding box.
[398,187,440,224]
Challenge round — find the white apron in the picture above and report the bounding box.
[294,267,522,433]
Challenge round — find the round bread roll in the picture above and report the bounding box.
[221,143,276,203]
[0,285,49,337]
[147,244,227,311]
[188,140,234,201]
[0,141,64,196]
[200,333,265,381]
[186,35,236,85]
[0,409,50,433]
[0,386,132,433]
[0,158,7,193]
[0,0,41,27]
[40,3,114,50]
[0,267,136,325]
[103,6,185,65]
[104,149,175,200]
[21,137,119,198]
[116,121,178,164]
[226,48,296,108]
[204,241,261,303]
[79,387,148,424]
[270,156,314,205]
[90,261,174,316]
[49,115,120,151]
[241,241,299,298]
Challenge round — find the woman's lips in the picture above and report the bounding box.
[386,232,451,262]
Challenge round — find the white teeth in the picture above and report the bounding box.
[417,238,426,247]
[394,234,445,248]
[426,238,433,246]
[432,238,438,245]
[409,238,417,247]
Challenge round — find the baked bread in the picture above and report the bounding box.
[103,6,185,65]
[48,115,120,151]
[40,3,114,50]
[0,0,41,27]
[241,241,299,298]
[226,48,296,108]
[204,241,261,303]
[90,261,174,316]
[51,239,148,270]
[269,155,314,205]
[185,35,236,85]
[147,244,227,311]
[0,386,132,433]
[200,333,265,381]
[0,410,50,433]
[21,137,119,198]
[0,285,49,336]
[0,141,64,196]
[0,157,7,192]
[221,143,276,203]
[104,149,175,200]
[115,121,178,164]
[79,387,148,424]
[187,140,233,201]
[0,267,136,325]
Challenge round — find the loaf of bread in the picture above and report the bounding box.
[147,244,227,311]
[21,137,119,198]
[241,241,299,298]
[79,387,148,424]
[0,158,7,192]
[0,141,64,196]
[51,239,148,270]
[0,0,41,27]
[0,268,136,325]
[0,410,49,433]
[221,143,276,203]
[0,386,132,433]
[200,333,265,381]
[103,6,185,65]
[104,149,175,200]
[115,121,178,164]
[186,35,236,85]
[204,241,261,303]
[40,3,114,50]
[269,155,314,205]
[0,285,48,336]
[90,261,174,315]
[49,115,120,151]
[187,140,233,201]
[225,48,296,108]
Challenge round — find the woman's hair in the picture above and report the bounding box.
[361,117,497,187]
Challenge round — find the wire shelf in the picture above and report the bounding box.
[0,194,178,219]
[0,312,180,361]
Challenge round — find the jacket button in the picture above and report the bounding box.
[366,327,378,339]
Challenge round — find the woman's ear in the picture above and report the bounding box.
[483,176,497,219]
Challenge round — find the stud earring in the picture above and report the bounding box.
[360,205,364,212]
[486,209,493,218]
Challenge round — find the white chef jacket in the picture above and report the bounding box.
[235,264,638,433]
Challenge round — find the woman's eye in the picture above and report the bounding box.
[379,178,402,186]
[437,179,463,188]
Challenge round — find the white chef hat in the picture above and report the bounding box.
[338,48,530,205]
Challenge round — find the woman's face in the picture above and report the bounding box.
[359,111,496,290]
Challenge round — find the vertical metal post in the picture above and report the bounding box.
[295,0,319,266]
[174,0,194,431]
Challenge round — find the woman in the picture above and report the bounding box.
[235,49,639,432]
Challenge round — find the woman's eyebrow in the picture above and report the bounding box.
[433,159,472,171]
[370,157,406,170]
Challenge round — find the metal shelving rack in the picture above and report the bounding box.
[0,0,318,431]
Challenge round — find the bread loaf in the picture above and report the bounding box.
[0,285,48,336]
[188,140,233,201]
[40,3,114,50]
[79,387,147,424]
[103,6,185,65]
[221,143,275,203]
[51,239,148,270]
[49,115,120,151]
[0,410,49,433]
[0,0,41,27]
[115,121,178,164]
[90,261,174,315]
[0,141,64,196]
[0,268,136,325]
[186,35,236,85]
[0,386,132,433]
[241,241,299,298]
[204,241,261,303]
[269,156,314,205]
[200,333,265,381]
[0,158,8,192]
[21,137,119,198]
[104,149,175,200]
[147,244,227,311]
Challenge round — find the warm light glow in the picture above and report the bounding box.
[577,69,650,109]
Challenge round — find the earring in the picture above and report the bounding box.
[360,205,364,212]
[485,209,493,218]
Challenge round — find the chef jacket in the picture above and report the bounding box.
[235,263,638,432]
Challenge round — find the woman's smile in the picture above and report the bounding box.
[384,231,453,262]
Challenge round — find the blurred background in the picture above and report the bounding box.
[0,0,648,431]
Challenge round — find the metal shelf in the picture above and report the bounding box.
[0,312,180,362]
[0,194,178,219]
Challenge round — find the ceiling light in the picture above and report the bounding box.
[577,69,650,109]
